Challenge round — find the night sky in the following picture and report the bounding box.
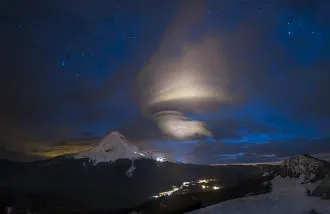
[1,0,330,164]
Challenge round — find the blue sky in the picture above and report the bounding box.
[1,0,330,163]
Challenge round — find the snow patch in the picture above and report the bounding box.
[126,161,136,177]
[271,175,322,194]
[262,172,270,177]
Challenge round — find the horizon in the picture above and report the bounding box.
[1,131,330,165]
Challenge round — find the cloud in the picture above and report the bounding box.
[135,1,239,139]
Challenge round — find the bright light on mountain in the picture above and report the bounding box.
[156,157,165,162]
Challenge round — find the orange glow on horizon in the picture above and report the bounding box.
[29,144,92,158]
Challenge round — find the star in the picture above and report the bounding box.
[2,0,330,165]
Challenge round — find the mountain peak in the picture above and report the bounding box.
[280,154,326,181]
[107,131,125,139]
[74,131,158,164]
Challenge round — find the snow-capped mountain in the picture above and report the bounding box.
[75,131,163,165]
[280,154,329,182]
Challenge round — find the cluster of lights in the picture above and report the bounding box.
[197,179,220,191]
[134,151,147,157]
[156,187,180,198]
[156,157,165,162]
[133,151,164,162]
[152,178,221,199]
[201,185,220,190]
[197,179,216,184]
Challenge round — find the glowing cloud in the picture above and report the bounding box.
[136,2,231,139]
[136,37,231,139]
[154,111,212,139]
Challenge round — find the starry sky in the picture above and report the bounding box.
[1,0,330,164]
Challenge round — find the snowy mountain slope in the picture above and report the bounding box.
[187,175,330,214]
[74,131,161,165]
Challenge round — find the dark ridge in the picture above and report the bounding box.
[0,158,275,212]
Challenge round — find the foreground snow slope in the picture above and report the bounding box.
[188,176,330,214]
